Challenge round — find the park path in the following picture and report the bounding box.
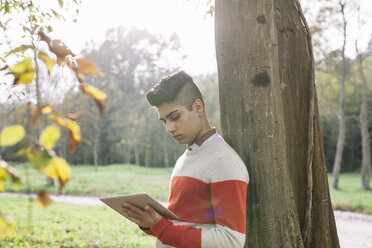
[2,192,372,248]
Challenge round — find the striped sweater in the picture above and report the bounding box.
[142,135,249,248]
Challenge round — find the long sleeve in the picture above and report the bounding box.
[146,178,248,248]
[140,136,249,248]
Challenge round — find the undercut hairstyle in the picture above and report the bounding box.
[146,70,204,111]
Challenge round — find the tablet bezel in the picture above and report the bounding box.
[99,192,179,220]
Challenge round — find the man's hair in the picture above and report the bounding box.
[146,70,204,111]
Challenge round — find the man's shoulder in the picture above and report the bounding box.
[204,136,249,183]
[207,136,243,160]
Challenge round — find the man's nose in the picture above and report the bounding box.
[166,122,176,134]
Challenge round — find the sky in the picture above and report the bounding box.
[2,0,372,75]
[50,0,217,76]
[1,0,372,95]
[47,0,372,75]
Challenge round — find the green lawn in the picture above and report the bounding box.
[1,165,371,247]
[6,163,172,201]
[328,173,372,214]
[5,163,372,214]
[0,196,156,247]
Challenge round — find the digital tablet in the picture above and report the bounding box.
[99,192,179,220]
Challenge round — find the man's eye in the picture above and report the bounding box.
[172,115,179,121]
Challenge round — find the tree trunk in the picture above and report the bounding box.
[163,133,170,168]
[134,139,140,166]
[93,122,99,172]
[125,142,131,164]
[332,1,347,189]
[356,44,371,190]
[215,0,340,247]
[145,145,150,167]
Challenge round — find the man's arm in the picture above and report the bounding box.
[122,155,249,248]
[122,179,247,248]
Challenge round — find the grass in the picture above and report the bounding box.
[6,163,172,201]
[0,196,156,247]
[1,165,371,247]
[5,163,372,213]
[328,173,372,214]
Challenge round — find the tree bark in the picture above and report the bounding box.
[125,142,131,164]
[215,0,340,247]
[93,121,99,171]
[356,43,371,190]
[134,139,140,166]
[332,0,347,189]
[163,133,170,168]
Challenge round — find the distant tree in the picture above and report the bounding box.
[61,27,184,167]
[332,0,348,189]
[356,33,371,189]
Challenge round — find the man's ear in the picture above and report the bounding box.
[193,99,204,117]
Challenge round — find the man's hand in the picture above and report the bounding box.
[120,202,162,229]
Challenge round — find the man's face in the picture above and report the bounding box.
[157,101,202,146]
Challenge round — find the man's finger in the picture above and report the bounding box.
[145,205,160,218]
[124,203,145,215]
[121,207,142,219]
[121,209,139,222]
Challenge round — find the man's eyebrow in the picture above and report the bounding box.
[159,110,179,121]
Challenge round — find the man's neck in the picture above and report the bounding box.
[189,125,215,147]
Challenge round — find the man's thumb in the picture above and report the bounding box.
[145,205,155,215]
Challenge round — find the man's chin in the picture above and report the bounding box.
[174,138,188,145]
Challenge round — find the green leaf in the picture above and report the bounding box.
[40,125,60,150]
[5,44,33,58]
[27,149,52,172]
[0,125,25,147]
[46,25,53,32]
[58,0,64,8]
[51,9,61,20]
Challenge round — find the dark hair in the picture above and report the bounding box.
[146,70,204,110]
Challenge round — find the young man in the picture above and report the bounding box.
[121,71,249,248]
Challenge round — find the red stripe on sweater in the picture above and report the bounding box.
[151,217,202,248]
[168,176,214,224]
[211,180,247,233]
[168,176,247,233]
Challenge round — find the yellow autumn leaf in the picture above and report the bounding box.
[0,125,25,147]
[79,84,108,117]
[37,190,53,207]
[75,58,105,77]
[80,84,107,100]
[41,105,53,114]
[9,58,35,85]
[0,167,8,180]
[65,121,81,143]
[40,125,60,150]
[31,105,53,126]
[45,157,71,189]
[0,180,4,191]
[0,218,16,238]
[38,51,56,72]
[0,159,22,191]
[49,114,81,154]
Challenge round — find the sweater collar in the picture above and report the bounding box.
[186,128,217,151]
